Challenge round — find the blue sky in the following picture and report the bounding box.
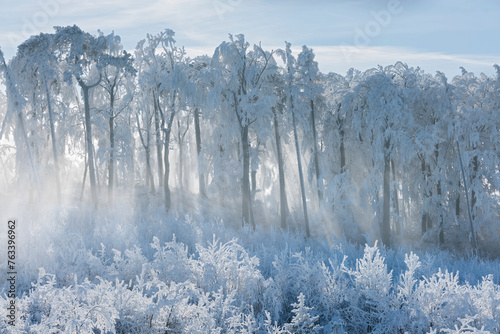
[1,0,499,78]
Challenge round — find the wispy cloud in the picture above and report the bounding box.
[310,46,500,77]
[1,0,498,80]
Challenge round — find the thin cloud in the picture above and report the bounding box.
[310,46,499,77]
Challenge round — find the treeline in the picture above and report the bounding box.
[0,26,498,254]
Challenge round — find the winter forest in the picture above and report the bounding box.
[0,25,499,333]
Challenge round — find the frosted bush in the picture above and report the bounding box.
[341,242,397,333]
[192,237,264,309]
[397,252,428,332]
[150,235,192,283]
[283,292,322,334]
[418,268,469,330]
[1,213,499,333]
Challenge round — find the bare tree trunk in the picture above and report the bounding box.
[194,108,206,198]
[45,82,61,204]
[177,118,190,191]
[250,166,257,228]
[339,119,346,173]
[153,91,164,188]
[108,94,115,205]
[421,157,431,235]
[164,136,171,211]
[457,140,478,252]
[80,158,88,201]
[435,144,444,246]
[160,94,176,213]
[19,111,40,195]
[391,159,400,236]
[146,150,155,193]
[241,124,254,229]
[77,76,100,209]
[273,108,288,229]
[178,120,184,190]
[310,100,322,202]
[382,138,391,247]
[471,155,478,220]
[292,107,310,238]
[136,113,155,193]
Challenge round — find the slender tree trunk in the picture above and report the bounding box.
[421,157,431,234]
[435,144,444,246]
[164,134,171,211]
[45,82,61,204]
[382,138,391,247]
[456,181,461,217]
[177,119,184,190]
[94,144,100,188]
[339,121,346,173]
[250,170,256,228]
[177,118,190,191]
[250,166,257,227]
[79,82,97,209]
[161,95,176,212]
[194,108,206,198]
[310,100,322,202]
[391,159,400,236]
[145,144,155,194]
[19,111,40,195]
[136,113,155,193]
[241,124,254,229]
[437,178,444,245]
[471,155,478,220]
[457,140,478,252]
[108,94,115,205]
[273,109,288,229]
[80,158,88,201]
[153,91,164,188]
[292,107,310,238]
[251,169,257,198]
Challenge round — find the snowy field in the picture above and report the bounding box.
[0,189,499,333]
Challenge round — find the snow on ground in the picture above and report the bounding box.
[0,188,499,333]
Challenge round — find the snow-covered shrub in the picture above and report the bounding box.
[418,268,469,331]
[397,252,428,332]
[150,235,192,283]
[283,292,322,333]
[341,242,396,333]
[1,206,499,333]
[109,245,150,283]
[470,275,500,332]
[192,237,264,310]
[17,269,118,333]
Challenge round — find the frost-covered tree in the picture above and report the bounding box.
[0,48,40,196]
[53,25,108,208]
[135,88,156,193]
[136,29,189,211]
[278,42,311,237]
[322,69,363,240]
[450,66,500,253]
[97,30,136,205]
[210,34,276,228]
[297,45,324,204]
[187,55,211,198]
[349,69,411,246]
[8,33,64,202]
